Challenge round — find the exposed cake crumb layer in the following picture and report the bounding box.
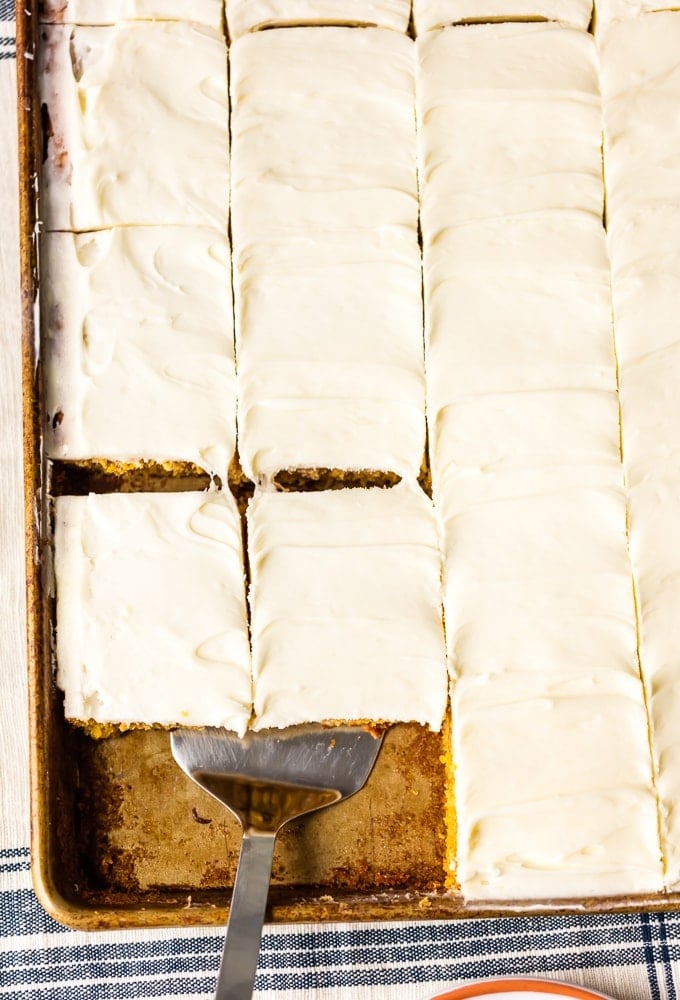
[272,469,401,492]
[42,227,236,484]
[413,0,592,32]
[601,11,680,891]
[227,0,411,38]
[54,491,252,735]
[39,21,229,231]
[230,28,425,484]
[247,482,448,732]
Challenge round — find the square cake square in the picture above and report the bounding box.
[247,483,448,731]
[54,491,251,734]
[42,227,236,483]
[39,21,229,230]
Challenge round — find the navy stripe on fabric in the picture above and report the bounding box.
[658,913,676,1000]
[4,913,661,967]
[0,977,218,998]
[0,948,665,998]
[0,889,70,937]
[0,0,14,21]
[3,938,657,989]
[259,913,657,964]
[255,948,669,992]
[4,954,221,987]
[641,912,662,1000]
[0,860,31,873]
[0,847,30,859]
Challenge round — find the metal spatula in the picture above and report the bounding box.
[171,724,385,1000]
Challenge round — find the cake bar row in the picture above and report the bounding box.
[53,484,667,901]
[54,484,448,735]
[418,21,663,900]
[601,12,680,894]
[42,21,659,486]
[37,0,678,33]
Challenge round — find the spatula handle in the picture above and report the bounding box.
[215,831,277,1000]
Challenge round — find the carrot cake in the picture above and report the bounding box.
[39,21,229,231]
[230,27,425,485]
[42,227,236,484]
[54,491,252,735]
[417,21,663,898]
[227,0,411,38]
[38,11,679,905]
[247,482,448,732]
[601,11,680,891]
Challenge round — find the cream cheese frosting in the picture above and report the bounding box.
[247,482,448,732]
[39,21,229,230]
[227,1,411,38]
[41,227,236,482]
[39,0,223,26]
[601,11,680,890]
[454,671,663,899]
[416,24,604,234]
[54,491,252,734]
[230,29,418,237]
[627,475,680,887]
[417,26,615,426]
[230,28,424,482]
[413,0,592,32]
[599,15,680,227]
[441,485,640,683]
[424,216,617,404]
[594,0,679,30]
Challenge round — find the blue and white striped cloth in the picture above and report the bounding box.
[1,4,680,997]
[0,0,13,58]
[3,844,680,1000]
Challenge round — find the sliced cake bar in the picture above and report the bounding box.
[42,227,236,483]
[54,491,252,735]
[230,28,425,485]
[247,483,448,732]
[39,21,229,231]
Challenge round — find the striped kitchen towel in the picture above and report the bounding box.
[1,0,14,60]
[2,846,680,1000]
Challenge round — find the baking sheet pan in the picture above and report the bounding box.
[17,0,680,930]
